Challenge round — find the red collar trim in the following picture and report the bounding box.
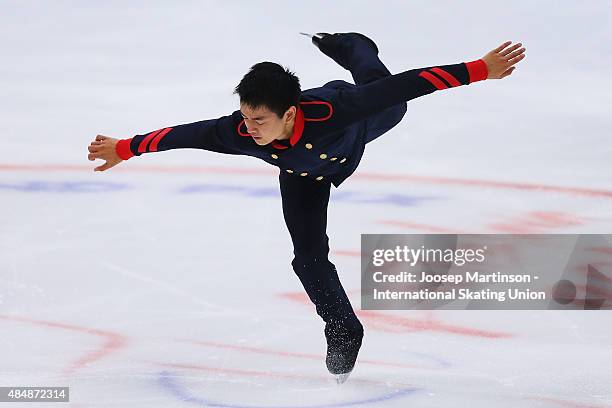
[271,141,289,149]
[237,102,330,150]
[290,107,305,146]
[271,107,304,150]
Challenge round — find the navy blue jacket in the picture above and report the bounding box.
[116,59,488,187]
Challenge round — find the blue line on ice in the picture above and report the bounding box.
[408,351,452,369]
[0,180,439,208]
[0,180,129,193]
[157,371,420,408]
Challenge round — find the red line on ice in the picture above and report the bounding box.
[488,211,586,233]
[359,310,512,338]
[177,339,427,369]
[331,249,361,257]
[376,220,462,233]
[278,292,513,339]
[0,314,128,375]
[587,246,612,256]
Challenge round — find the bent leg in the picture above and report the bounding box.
[317,32,391,85]
[317,33,408,144]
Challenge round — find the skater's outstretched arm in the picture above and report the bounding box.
[327,41,526,130]
[88,116,240,172]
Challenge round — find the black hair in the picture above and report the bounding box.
[234,62,301,118]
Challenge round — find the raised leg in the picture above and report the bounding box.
[315,32,390,85]
[315,32,408,143]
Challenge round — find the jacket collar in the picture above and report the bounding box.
[271,107,304,150]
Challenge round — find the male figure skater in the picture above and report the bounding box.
[87,32,526,383]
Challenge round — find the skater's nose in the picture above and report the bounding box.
[244,120,259,134]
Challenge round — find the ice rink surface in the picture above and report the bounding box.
[1,0,611,406]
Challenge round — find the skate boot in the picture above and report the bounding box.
[325,321,364,384]
[300,32,379,70]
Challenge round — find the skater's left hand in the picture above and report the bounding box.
[481,41,526,79]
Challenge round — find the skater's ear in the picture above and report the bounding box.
[282,105,297,122]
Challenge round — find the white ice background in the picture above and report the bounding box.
[1,1,611,407]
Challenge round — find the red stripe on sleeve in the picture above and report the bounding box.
[465,59,488,83]
[116,138,135,160]
[148,127,173,152]
[418,71,448,90]
[430,67,461,87]
[138,129,161,153]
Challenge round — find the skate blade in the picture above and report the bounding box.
[334,372,352,385]
[299,32,324,40]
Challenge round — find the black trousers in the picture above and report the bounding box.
[280,34,407,335]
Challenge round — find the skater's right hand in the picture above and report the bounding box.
[481,41,526,79]
[88,135,123,172]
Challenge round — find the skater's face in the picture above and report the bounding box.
[240,103,296,146]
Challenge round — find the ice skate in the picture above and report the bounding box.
[300,31,379,71]
[300,31,378,54]
[334,372,351,385]
[325,322,363,383]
